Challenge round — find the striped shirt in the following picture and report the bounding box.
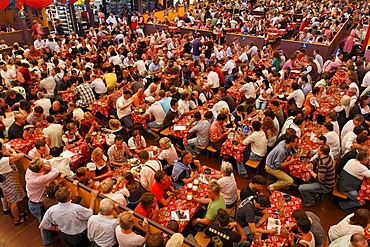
[312,155,336,189]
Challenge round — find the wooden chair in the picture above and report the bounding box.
[195,145,208,156]
[160,127,170,136]
[332,182,347,199]
[206,146,218,159]
[245,160,261,174]
[194,232,210,246]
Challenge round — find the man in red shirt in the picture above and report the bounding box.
[151,170,175,207]
[134,192,159,220]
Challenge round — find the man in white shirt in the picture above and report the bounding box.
[87,198,119,247]
[35,92,51,116]
[40,73,56,99]
[139,150,162,191]
[239,81,256,99]
[360,70,370,89]
[43,116,63,151]
[206,67,220,91]
[341,115,364,142]
[287,82,305,108]
[222,57,236,75]
[313,49,323,69]
[106,12,118,26]
[33,35,46,50]
[322,122,341,159]
[211,95,230,118]
[141,96,165,141]
[90,74,107,96]
[116,90,134,130]
[341,125,366,154]
[0,62,16,87]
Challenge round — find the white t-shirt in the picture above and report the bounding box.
[243,131,268,157]
[48,156,75,177]
[341,120,355,142]
[146,102,166,125]
[328,213,364,242]
[178,99,190,115]
[35,98,51,116]
[43,123,63,148]
[140,160,162,191]
[73,108,85,122]
[0,69,16,87]
[116,96,132,119]
[287,89,305,108]
[0,157,12,175]
[217,173,238,205]
[240,82,256,99]
[324,131,340,159]
[115,226,145,247]
[343,159,370,181]
[158,144,178,165]
[90,78,107,94]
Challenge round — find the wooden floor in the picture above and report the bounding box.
[0,153,363,247]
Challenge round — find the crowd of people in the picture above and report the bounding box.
[0,0,370,246]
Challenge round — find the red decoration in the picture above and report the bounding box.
[0,0,10,10]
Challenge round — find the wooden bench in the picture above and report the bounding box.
[194,232,210,246]
[160,127,170,136]
[332,183,347,199]
[195,145,208,156]
[245,160,261,174]
[150,127,161,132]
[206,146,218,159]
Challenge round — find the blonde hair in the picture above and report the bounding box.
[207,181,221,194]
[109,119,121,130]
[219,108,229,115]
[119,211,135,230]
[84,112,93,120]
[91,147,104,161]
[66,123,77,131]
[159,137,171,149]
[100,178,114,193]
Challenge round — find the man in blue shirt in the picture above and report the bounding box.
[265,134,299,192]
[192,33,202,61]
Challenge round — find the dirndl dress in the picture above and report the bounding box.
[0,163,25,204]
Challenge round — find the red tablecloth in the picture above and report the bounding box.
[61,91,75,103]
[92,100,109,117]
[170,117,189,139]
[7,136,45,153]
[156,166,221,232]
[358,178,370,205]
[131,113,147,128]
[227,86,243,102]
[251,191,302,247]
[331,69,347,86]
[68,137,106,170]
[221,139,245,164]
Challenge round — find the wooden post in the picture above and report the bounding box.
[85,0,94,27]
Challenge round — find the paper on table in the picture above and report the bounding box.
[60,150,77,158]
[171,210,190,221]
[174,125,186,131]
[267,217,281,230]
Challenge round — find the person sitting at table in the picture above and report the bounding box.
[337,151,370,210]
[330,233,369,247]
[116,89,134,131]
[325,112,340,137]
[266,134,299,192]
[269,100,285,130]
[103,119,130,144]
[288,217,315,247]
[287,82,305,109]
[178,91,195,116]
[321,122,341,159]
[341,115,365,144]
[209,161,238,207]
[328,209,370,242]
[235,194,276,241]
[128,130,147,155]
[67,102,85,123]
[27,106,46,126]
[209,113,230,151]
[172,150,200,189]
[162,98,181,129]
[341,125,367,155]
[134,192,159,220]
[99,178,129,206]
[299,144,336,207]
[49,101,67,122]
[80,112,100,138]
[139,149,162,191]
[184,111,212,158]
[290,209,325,247]
[204,209,249,246]
[242,120,268,162]
[151,170,175,207]
[28,140,50,159]
[115,211,150,247]
[120,172,144,210]
[211,95,230,119]
[192,181,227,230]
[87,147,113,181]
[240,175,266,201]
[108,135,131,167]
[141,96,165,142]
[158,137,178,174]
[74,167,94,189]
[8,113,26,140]
[62,123,83,150]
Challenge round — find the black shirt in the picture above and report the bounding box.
[5,94,24,110]
[236,197,261,228]
[8,122,24,140]
[240,182,259,201]
[204,222,242,247]
[50,105,67,117]
[26,93,38,102]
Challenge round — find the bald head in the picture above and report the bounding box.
[15,114,25,125]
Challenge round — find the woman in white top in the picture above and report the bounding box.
[0,104,15,130]
[209,161,238,207]
[158,137,178,173]
[87,147,113,181]
[128,130,147,155]
[256,80,273,110]
[328,209,370,242]
[99,178,129,206]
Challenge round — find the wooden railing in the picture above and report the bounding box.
[14,155,200,247]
